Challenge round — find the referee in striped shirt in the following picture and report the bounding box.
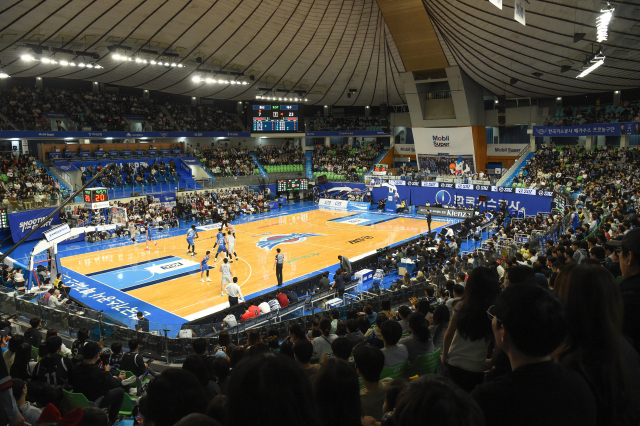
[274,248,284,286]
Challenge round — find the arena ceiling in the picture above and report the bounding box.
[0,0,637,106]
[0,0,408,106]
[421,0,640,98]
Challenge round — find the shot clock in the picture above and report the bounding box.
[84,187,110,209]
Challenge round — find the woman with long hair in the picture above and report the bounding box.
[441,266,501,392]
[399,313,434,364]
[554,264,640,426]
[429,304,450,352]
[10,343,34,380]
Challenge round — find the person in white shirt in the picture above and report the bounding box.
[224,276,243,306]
[223,313,237,329]
[47,290,67,308]
[258,298,270,315]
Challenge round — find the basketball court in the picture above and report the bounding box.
[58,206,449,322]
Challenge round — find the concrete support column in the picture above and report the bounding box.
[324,137,331,147]
[530,134,536,153]
[585,136,593,151]
[620,135,629,148]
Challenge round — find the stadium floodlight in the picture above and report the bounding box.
[0,72,9,79]
[150,60,156,65]
[192,76,202,82]
[69,62,76,66]
[21,55,35,61]
[205,78,214,83]
[597,4,614,43]
[577,54,605,78]
[86,64,94,68]
[60,60,68,66]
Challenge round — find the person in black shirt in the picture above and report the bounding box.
[286,289,299,304]
[23,318,42,349]
[425,210,432,234]
[119,339,158,378]
[136,311,149,332]
[33,336,74,386]
[472,284,596,426]
[71,328,90,362]
[70,341,125,425]
[318,272,331,292]
[331,269,346,298]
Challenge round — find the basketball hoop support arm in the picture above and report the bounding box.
[0,163,117,263]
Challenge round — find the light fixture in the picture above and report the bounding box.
[192,76,202,82]
[37,77,41,80]
[324,105,328,108]
[0,72,9,79]
[557,97,562,100]
[205,78,214,83]
[577,54,605,78]
[150,60,156,65]
[60,60,68,66]
[78,63,86,67]
[596,3,615,43]
[21,55,35,61]
[113,54,121,60]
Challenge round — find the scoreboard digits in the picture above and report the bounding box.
[84,188,110,209]
[250,104,302,132]
[277,179,308,192]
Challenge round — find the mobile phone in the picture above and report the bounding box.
[326,353,335,359]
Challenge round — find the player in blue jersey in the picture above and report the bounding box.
[186,224,199,257]
[145,222,158,250]
[200,250,214,282]
[212,228,229,262]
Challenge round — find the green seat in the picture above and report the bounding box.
[408,349,441,377]
[31,346,39,361]
[380,361,408,380]
[62,389,93,410]
[119,393,136,416]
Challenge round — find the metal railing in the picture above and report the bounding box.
[496,144,531,187]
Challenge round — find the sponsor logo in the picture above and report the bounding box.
[251,232,272,238]
[537,190,553,197]
[440,183,454,189]
[399,147,415,152]
[19,216,54,233]
[432,135,450,147]
[493,147,523,153]
[348,236,373,244]
[536,128,546,135]
[515,188,536,195]
[193,133,202,136]
[455,184,473,190]
[256,233,324,250]
[435,190,452,206]
[38,133,55,137]
[160,262,183,270]
[475,185,490,191]
[343,218,369,225]
[285,253,320,264]
[422,181,439,187]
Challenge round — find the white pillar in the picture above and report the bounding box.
[530,134,536,153]
[585,136,593,151]
[324,137,331,147]
[620,135,629,148]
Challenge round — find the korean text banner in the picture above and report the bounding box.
[533,122,640,137]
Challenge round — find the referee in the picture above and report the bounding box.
[274,248,284,286]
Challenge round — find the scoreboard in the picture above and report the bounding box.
[0,209,7,228]
[277,178,308,192]
[84,187,110,209]
[372,164,387,175]
[250,104,302,132]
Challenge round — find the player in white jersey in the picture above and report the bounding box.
[129,222,138,247]
[227,233,238,262]
[220,257,233,297]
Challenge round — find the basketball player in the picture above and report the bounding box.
[212,228,229,262]
[129,222,138,247]
[145,222,158,250]
[226,223,236,238]
[200,250,213,282]
[227,231,238,262]
[220,257,233,297]
[186,224,198,257]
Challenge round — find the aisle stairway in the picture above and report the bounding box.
[502,153,535,187]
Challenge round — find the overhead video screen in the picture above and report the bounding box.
[250,103,303,132]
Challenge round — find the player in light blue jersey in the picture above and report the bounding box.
[200,250,214,282]
[212,228,229,262]
[186,224,199,257]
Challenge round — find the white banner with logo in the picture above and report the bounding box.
[486,144,527,156]
[489,0,502,9]
[413,127,476,173]
[394,144,416,155]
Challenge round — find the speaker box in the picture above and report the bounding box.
[380,103,388,117]
[498,115,506,125]
[497,96,506,114]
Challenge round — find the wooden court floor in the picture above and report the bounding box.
[61,210,444,318]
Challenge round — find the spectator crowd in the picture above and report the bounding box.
[312,141,384,180]
[544,100,640,127]
[308,115,388,131]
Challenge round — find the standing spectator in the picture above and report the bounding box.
[136,311,150,332]
[441,267,501,392]
[472,283,596,426]
[609,229,640,355]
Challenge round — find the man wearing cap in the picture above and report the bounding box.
[608,228,640,354]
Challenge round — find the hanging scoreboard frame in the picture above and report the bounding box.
[249,103,303,132]
[84,187,110,209]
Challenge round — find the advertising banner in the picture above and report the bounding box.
[8,207,61,243]
[348,201,371,211]
[413,127,476,174]
[394,144,416,155]
[305,151,314,180]
[416,206,474,218]
[305,131,390,137]
[318,199,349,210]
[532,122,640,137]
[486,144,527,156]
[0,130,251,139]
